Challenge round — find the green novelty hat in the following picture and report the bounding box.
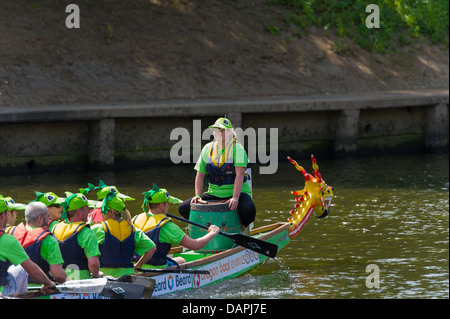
[33,191,65,207]
[101,191,126,215]
[80,180,135,201]
[61,193,89,221]
[141,184,182,211]
[3,197,27,211]
[209,116,233,130]
[0,196,10,213]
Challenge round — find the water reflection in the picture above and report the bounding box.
[1,152,448,298]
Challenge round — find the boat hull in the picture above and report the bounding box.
[146,222,290,297]
[28,222,290,299]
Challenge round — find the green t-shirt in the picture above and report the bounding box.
[91,223,156,277]
[159,220,186,246]
[0,233,30,293]
[0,233,29,266]
[49,219,60,231]
[195,141,251,197]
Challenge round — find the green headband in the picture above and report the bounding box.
[101,191,125,215]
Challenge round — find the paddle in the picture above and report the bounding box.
[17,276,156,299]
[16,278,109,299]
[166,213,278,258]
[109,275,156,299]
[136,268,210,275]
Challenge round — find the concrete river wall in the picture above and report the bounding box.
[0,88,448,174]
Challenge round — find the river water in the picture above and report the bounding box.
[2,152,448,299]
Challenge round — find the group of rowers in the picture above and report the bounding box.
[0,117,257,297]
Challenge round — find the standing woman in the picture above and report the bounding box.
[91,192,155,277]
[178,116,256,228]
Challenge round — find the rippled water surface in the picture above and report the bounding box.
[2,152,448,299]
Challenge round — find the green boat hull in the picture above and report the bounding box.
[28,222,290,299]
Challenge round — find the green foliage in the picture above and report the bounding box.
[265,25,281,35]
[266,0,449,53]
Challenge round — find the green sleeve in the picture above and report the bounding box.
[0,235,29,266]
[91,224,105,245]
[159,222,186,246]
[41,235,64,265]
[134,229,156,255]
[194,142,212,173]
[77,227,101,258]
[233,142,248,167]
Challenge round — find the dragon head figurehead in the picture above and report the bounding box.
[287,155,334,238]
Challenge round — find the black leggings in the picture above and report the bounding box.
[178,192,256,227]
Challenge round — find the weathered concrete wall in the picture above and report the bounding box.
[0,89,448,174]
[0,121,89,170]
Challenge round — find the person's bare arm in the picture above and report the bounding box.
[88,256,102,278]
[134,246,156,270]
[20,258,55,293]
[179,225,220,251]
[191,171,206,204]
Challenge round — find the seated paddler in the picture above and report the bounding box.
[91,191,156,277]
[51,193,102,280]
[178,116,256,229]
[9,202,68,285]
[31,191,65,230]
[133,184,220,266]
[1,200,56,297]
[0,195,26,233]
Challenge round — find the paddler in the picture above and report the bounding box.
[91,191,156,277]
[8,201,68,284]
[1,199,56,297]
[178,116,256,229]
[51,193,103,280]
[0,195,26,233]
[31,191,65,230]
[133,184,220,266]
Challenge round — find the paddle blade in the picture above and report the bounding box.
[17,278,109,299]
[228,234,278,258]
[115,275,156,299]
[100,281,146,299]
[57,278,108,294]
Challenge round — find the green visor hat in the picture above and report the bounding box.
[33,191,65,207]
[0,195,27,212]
[209,116,233,130]
[3,197,27,211]
[101,191,126,214]
[61,193,89,221]
[80,180,135,201]
[141,184,182,211]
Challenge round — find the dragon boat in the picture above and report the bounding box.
[23,155,334,299]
